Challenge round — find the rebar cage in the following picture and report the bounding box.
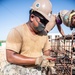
[49,32,75,75]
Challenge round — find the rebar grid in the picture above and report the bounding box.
[49,32,75,75]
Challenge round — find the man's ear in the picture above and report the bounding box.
[30,14,34,22]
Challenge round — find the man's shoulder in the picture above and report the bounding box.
[10,23,27,35]
[14,23,27,32]
[15,23,27,29]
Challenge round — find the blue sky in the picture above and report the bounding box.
[0,0,75,40]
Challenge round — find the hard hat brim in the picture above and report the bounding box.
[31,7,51,21]
[45,15,56,32]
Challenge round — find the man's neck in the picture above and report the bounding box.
[26,22,37,35]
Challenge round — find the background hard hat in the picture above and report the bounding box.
[31,0,52,21]
[60,10,70,26]
[60,10,69,21]
[63,10,72,27]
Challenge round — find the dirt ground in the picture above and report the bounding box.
[0,47,6,75]
[0,72,3,75]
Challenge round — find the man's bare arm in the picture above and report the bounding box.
[6,49,36,65]
[57,25,65,36]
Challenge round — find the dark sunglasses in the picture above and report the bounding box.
[38,15,49,26]
[33,12,49,26]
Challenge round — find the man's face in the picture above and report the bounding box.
[31,13,48,33]
[34,15,48,32]
[71,15,75,27]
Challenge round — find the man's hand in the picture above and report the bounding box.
[35,55,56,67]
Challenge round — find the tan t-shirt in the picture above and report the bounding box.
[6,24,51,57]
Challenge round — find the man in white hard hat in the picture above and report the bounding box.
[56,10,75,36]
[45,10,75,36]
[2,0,56,75]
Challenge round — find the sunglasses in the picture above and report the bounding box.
[38,15,49,26]
[33,12,49,26]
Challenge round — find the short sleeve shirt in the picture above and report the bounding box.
[6,24,51,57]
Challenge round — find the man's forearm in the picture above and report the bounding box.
[57,25,65,36]
[12,54,36,65]
[6,50,36,65]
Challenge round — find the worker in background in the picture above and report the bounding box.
[45,10,75,36]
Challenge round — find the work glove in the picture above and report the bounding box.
[35,55,56,68]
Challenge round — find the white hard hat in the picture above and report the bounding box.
[63,10,74,27]
[31,0,52,21]
[60,10,69,21]
[60,10,71,26]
